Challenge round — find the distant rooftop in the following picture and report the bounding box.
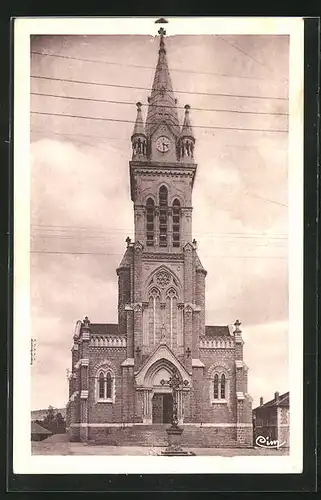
[254,391,289,411]
[31,422,52,435]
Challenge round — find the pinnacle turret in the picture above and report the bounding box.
[181,104,195,139]
[178,104,195,161]
[131,102,147,160]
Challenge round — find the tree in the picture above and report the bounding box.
[41,406,66,434]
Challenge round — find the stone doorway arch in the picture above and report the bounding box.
[139,358,189,424]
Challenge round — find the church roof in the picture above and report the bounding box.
[89,324,231,336]
[205,325,231,337]
[194,252,206,273]
[89,323,119,335]
[117,247,133,269]
[145,30,180,137]
[254,392,289,411]
[31,422,52,435]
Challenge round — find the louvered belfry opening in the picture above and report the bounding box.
[159,186,168,247]
[172,198,181,247]
[146,197,155,246]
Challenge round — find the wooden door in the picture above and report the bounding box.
[152,394,163,423]
[163,394,173,424]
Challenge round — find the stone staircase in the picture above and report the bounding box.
[87,424,243,448]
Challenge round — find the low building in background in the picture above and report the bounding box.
[31,421,52,441]
[253,391,289,448]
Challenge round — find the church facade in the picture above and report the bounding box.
[66,30,253,447]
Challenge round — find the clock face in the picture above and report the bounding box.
[156,136,171,153]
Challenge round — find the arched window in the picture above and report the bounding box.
[148,287,160,345]
[146,198,155,247]
[220,374,226,399]
[172,199,181,247]
[213,374,219,400]
[98,372,105,399]
[96,368,115,403]
[165,288,178,348]
[106,372,112,399]
[211,371,228,403]
[159,186,168,247]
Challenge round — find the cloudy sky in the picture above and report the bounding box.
[30,31,289,410]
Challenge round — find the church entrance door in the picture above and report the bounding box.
[152,393,173,424]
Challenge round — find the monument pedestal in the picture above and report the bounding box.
[160,425,195,456]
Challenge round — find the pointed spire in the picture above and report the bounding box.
[131,102,147,160]
[178,104,195,161]
[132,102,146,138]
[181,104,195,139]
[145,28,180,137]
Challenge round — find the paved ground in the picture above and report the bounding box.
[32,435,289,456]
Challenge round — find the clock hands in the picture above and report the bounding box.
[156,136,170,153]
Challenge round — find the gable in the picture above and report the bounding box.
[135,343,191,388]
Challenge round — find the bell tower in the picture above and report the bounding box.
[129,27,197,252]
[118,25,206,370]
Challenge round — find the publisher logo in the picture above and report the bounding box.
[255,435,285,449]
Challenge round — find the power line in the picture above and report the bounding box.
[31,126,288,151]
[30,249,287,259]
[31,235,287,246]
[31,91,289,117]
[30,224,287,239]
[31,126,129,142]
[246,192,288,208]
[30,224,287,237]
[31,50,287,83]
[31,74,288,101]
[216,35,287,81]
[31,110,288,134]
[31,127,129,157]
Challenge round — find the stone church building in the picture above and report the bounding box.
[66,30,253,447]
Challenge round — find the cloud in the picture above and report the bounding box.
[29,34,290,410]
[31,138,132,233]
[243,321,289,407]
[204,256,288,326]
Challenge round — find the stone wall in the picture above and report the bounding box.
[83,424,250,447]
[87,347,127,424]
[199,348,237,423]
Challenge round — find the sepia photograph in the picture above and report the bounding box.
[13,16,304,475]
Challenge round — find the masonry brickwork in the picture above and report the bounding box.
[66,29,253,447]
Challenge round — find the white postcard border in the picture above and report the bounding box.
[13,16,304,475]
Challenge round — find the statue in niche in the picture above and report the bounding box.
[160,323,167,343]
[186,142,190,156]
